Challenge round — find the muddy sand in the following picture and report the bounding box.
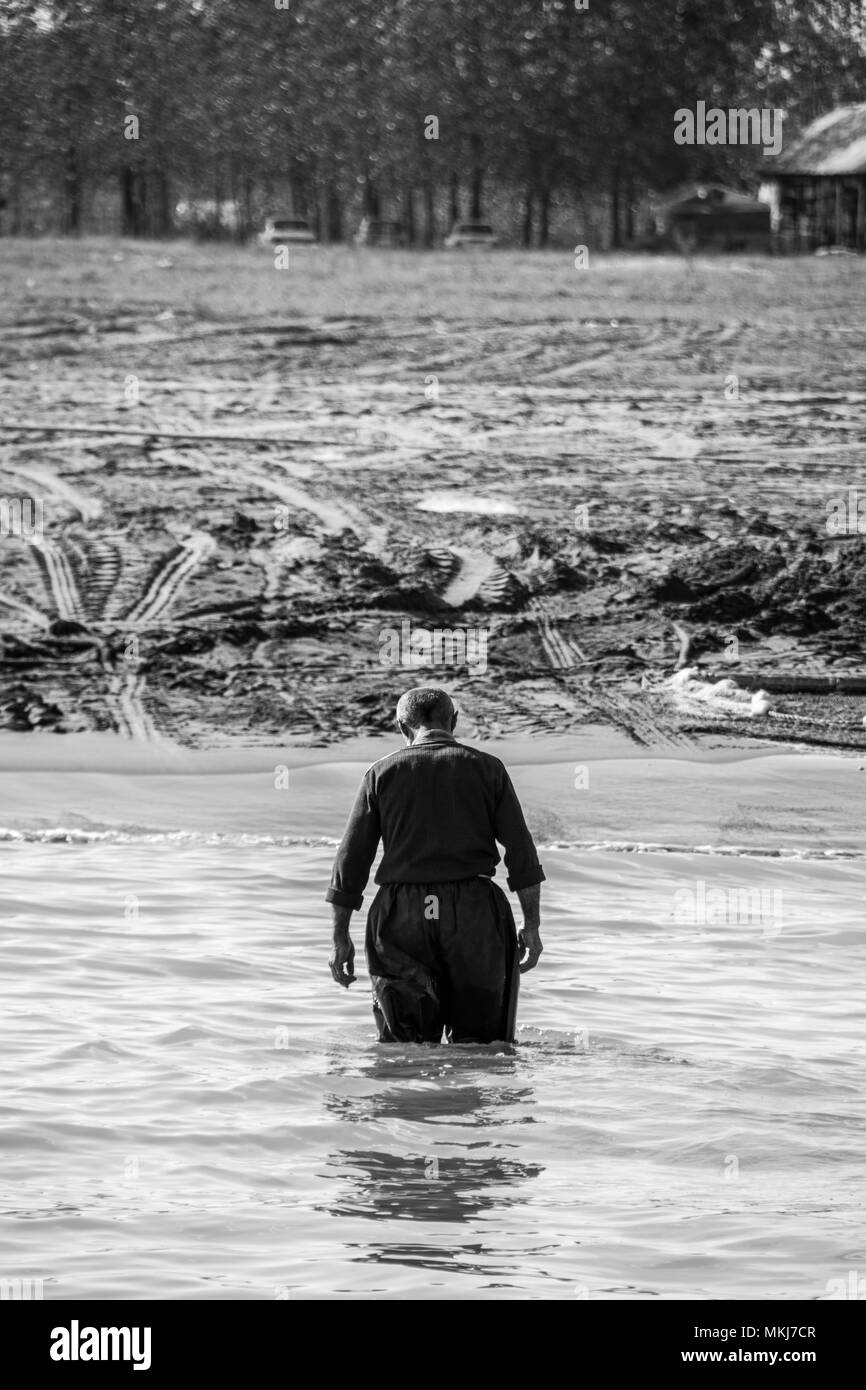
[1,243,865,751]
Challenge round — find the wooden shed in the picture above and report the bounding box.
[652,183,771,252]
[760,104,866,251]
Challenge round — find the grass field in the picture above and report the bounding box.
[1,238,865,748]
[4,235,866,326]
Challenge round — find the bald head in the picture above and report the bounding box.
[396,687,456,733]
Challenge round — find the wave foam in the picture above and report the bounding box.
[0,828,862,860]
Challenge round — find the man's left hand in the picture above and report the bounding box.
[518,925,543,973]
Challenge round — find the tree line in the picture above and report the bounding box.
[1,0,865,245]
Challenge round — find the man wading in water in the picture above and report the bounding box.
[326,687,544,1043]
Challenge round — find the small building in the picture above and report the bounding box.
[651,183,771,252]
[760,104,866,251]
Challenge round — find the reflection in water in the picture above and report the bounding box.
[326,1148,541,1224]
[320,1045,543,1230]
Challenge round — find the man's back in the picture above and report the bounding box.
[327,733,544,908]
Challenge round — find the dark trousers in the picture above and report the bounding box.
[365,877,520,1044]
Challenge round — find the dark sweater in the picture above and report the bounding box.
[326,732,546,910]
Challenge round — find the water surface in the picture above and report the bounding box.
[2,738,864,1299]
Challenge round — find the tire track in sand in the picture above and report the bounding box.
[124,532,217,628]
[103,667,162,741]
[152,446,379,541]
[29,537,84,622]
[529,598,586,669]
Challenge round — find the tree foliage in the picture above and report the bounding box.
[0,0,861,241]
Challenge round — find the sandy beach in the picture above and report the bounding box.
[2,243,866,752]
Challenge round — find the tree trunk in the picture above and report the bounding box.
[11,175,22,235]
[154,169,172,237]
[214,165,224,238]
[403,186,415,244]
[289,174,307,219]
[139,176,148,236]
[423,179,435,246]
[539,186,551,247]
[63,146,81,234]
[470,167,483,220]
[363,175,379,218]
[325,181,342,242]
[310,177,322,239]
[120,168,132,235]
[228,160,243,242]
[610,168,622,249]
[624,171,634,244]
[449,171,460,224]
[521,187,534,247]
[469,127,483,219]
[120,167,147,237]
[242,174,254,242]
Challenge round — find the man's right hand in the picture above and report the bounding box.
[518,924,543,973]
[329,904,357,988]
[329,933,357,988]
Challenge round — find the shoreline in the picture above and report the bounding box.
[0,723,828,773]
[1,730,862,854]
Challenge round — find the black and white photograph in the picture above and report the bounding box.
[1,0,864,1345]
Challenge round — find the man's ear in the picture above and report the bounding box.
[450,710,458,731]
[397,720,412,742]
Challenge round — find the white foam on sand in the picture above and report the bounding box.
[415,491,519,514]
[664,667,769,718]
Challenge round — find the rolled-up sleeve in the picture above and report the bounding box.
[493,770,546,892]
[325,773,382,910]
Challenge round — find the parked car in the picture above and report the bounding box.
[354,218,406,247]
[443,220,498,249]
[258,216,317,246]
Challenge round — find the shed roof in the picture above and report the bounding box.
[774,103,866,175]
